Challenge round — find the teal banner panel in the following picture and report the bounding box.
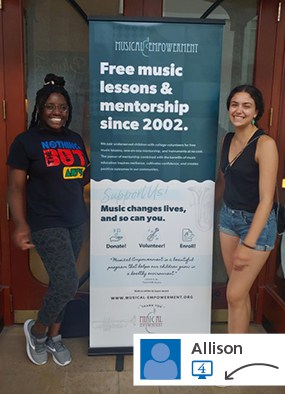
[89,19,224,183]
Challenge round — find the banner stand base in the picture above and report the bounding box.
[88,346,133,359]
[88,347,133,372]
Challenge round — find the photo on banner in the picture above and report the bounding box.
[88,18,224,353]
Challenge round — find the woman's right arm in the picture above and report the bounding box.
[7,168,34,250]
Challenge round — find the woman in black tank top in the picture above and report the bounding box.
[215,85,278,333]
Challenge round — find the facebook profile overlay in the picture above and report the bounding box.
[134,333,285,386]
[140,339,181,380]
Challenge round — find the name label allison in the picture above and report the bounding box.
[191,341,243,355]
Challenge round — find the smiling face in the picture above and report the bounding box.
[41,93,69,131]
[229,92,258,129]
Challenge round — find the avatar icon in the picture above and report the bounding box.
[143,342,178,380]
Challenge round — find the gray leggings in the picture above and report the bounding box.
[31,223,87,326]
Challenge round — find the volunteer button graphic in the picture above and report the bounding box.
[140,339,181,380]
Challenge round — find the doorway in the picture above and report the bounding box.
[0,6,6,330]
[1,0,284,331]
[254,0,285,332]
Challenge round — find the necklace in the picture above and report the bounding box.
[233,127,257,146]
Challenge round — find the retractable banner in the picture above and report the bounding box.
[89,18,224,353]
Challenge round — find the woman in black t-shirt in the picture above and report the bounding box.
[7,73,90,366]
[215,85,278,333]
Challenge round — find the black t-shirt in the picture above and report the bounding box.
[220,129,265,213]
[7,126,90,231]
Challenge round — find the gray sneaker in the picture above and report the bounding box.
[46,335,72,366]
[23,319,48,365]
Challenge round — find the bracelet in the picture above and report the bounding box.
[241,241,256,250]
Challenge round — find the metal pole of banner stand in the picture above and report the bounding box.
[116,355,125,372]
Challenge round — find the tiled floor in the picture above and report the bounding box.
[0,323,284,394]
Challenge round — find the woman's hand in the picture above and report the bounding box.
[232,244,252,271]
[13,223,35,250]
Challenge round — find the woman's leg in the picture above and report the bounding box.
[219,231,270,332]
[31,227,79,334]
[219,232,239,277]
[46,223,87,337]
[226,249,270,332]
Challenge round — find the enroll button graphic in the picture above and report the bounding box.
[133,334,285,386]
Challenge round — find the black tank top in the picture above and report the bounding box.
[220,129,265,213]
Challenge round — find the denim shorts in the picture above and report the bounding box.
[219,203,277,251]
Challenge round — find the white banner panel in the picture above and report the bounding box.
[90,179,214,349]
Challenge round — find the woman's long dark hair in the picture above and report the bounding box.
[29,73,73,129]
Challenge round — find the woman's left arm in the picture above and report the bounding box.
[243,135,278,247]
